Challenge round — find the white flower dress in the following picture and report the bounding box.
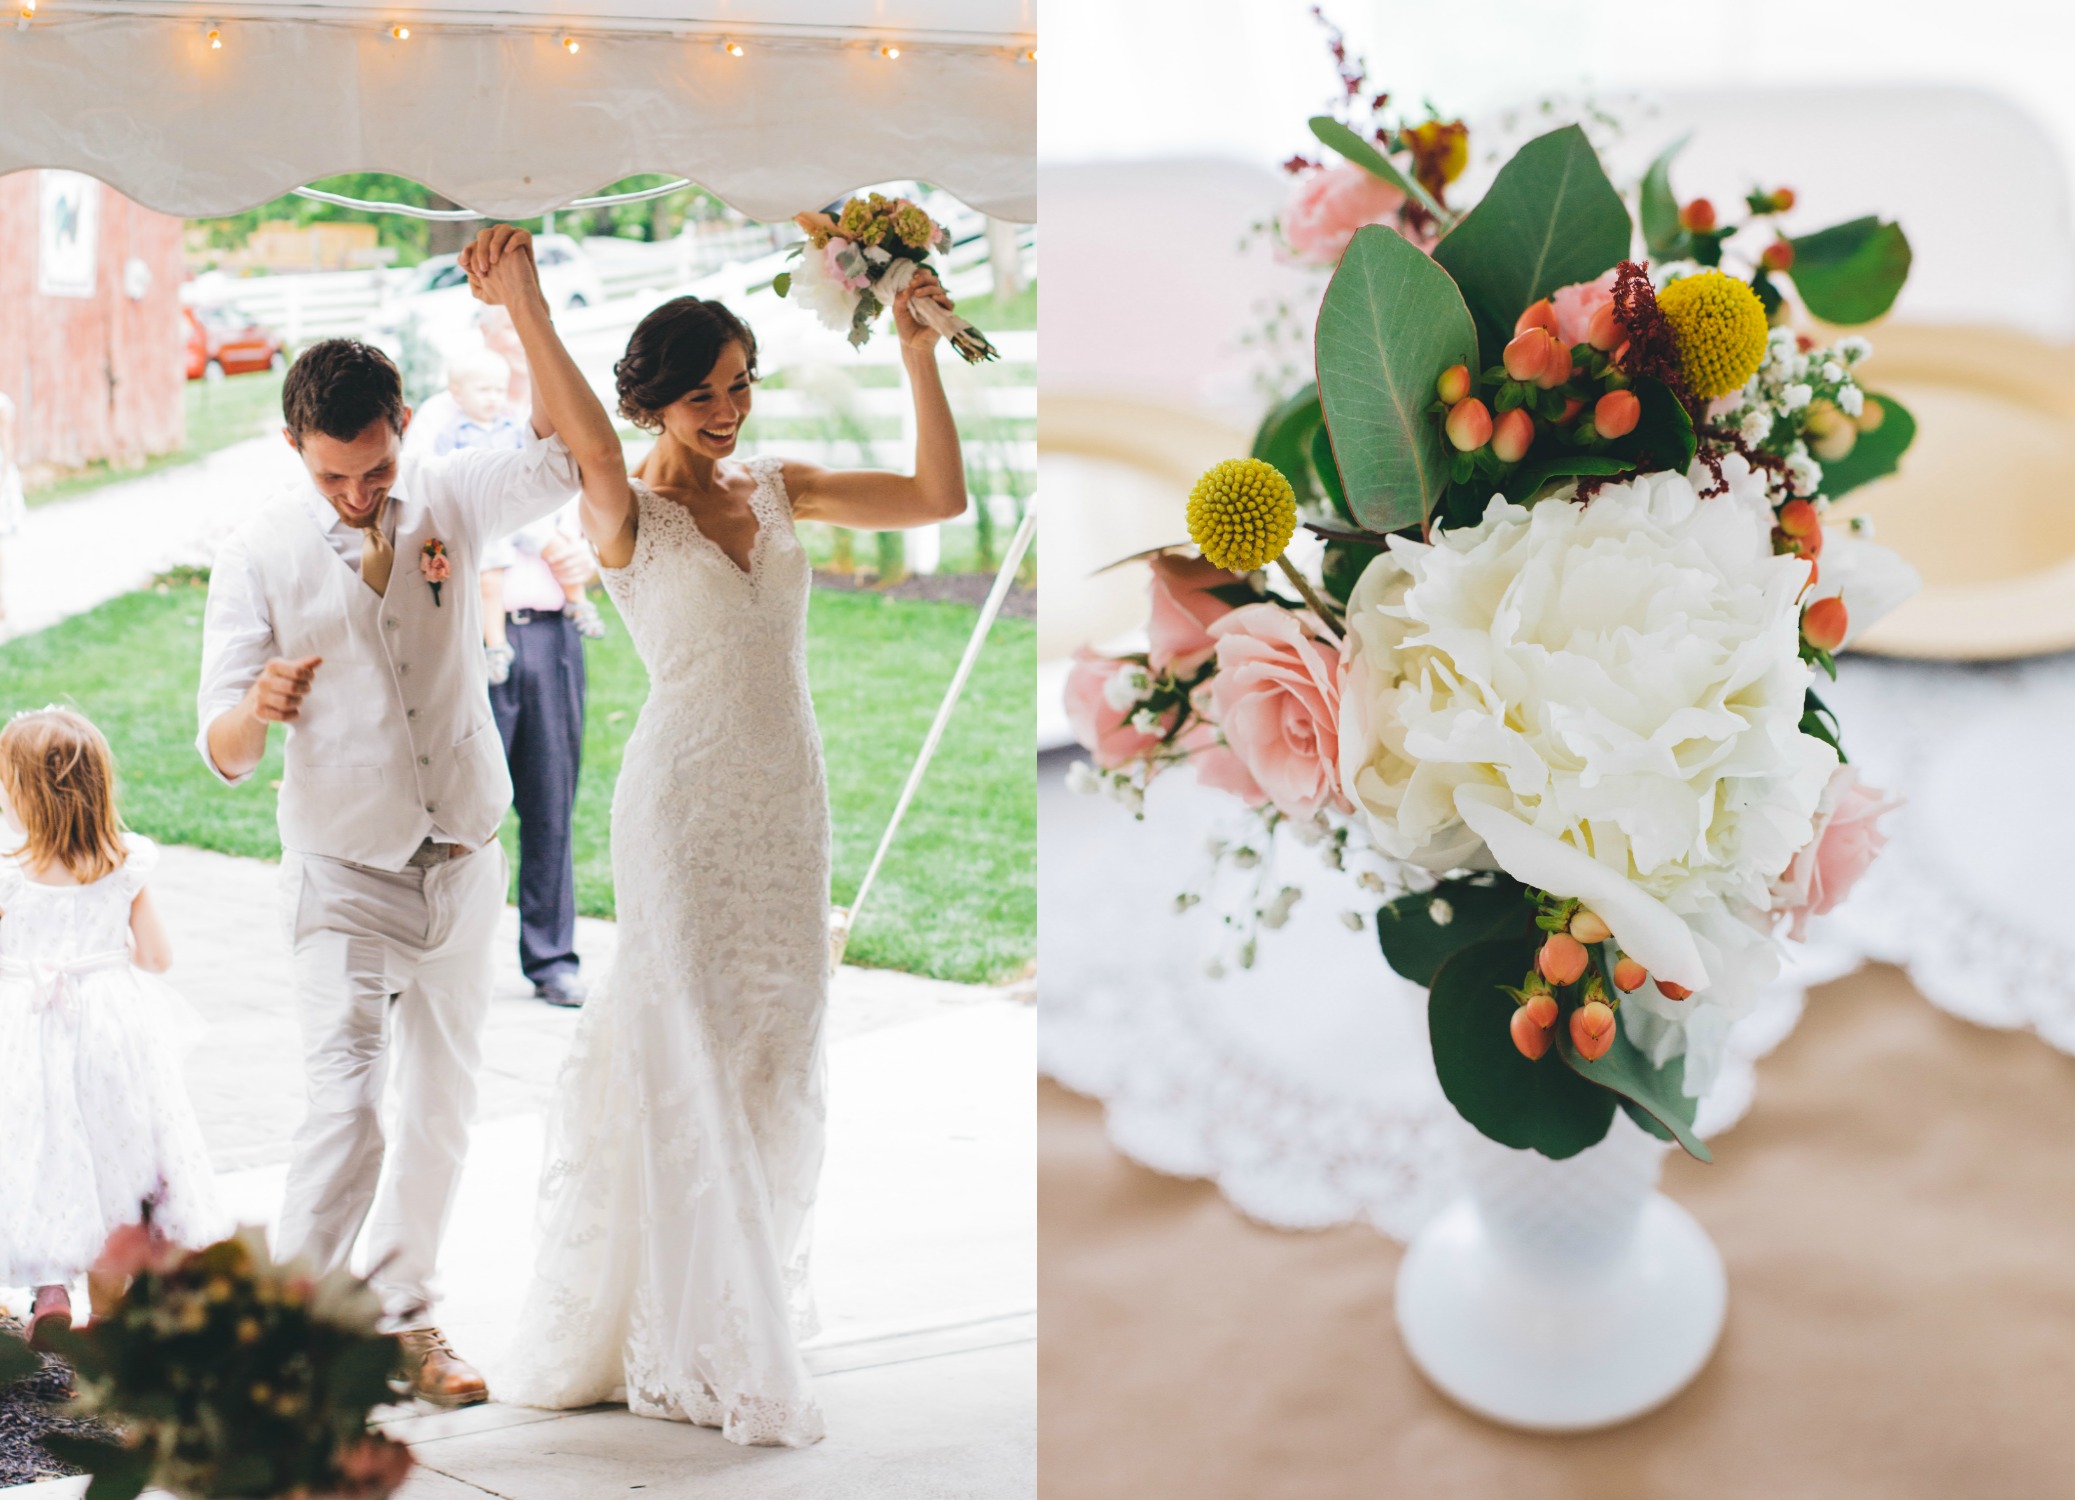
[499,457,831,1447]
[0,835,225,1285]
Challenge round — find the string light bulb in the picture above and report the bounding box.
[206,23,223,48]
[391,23,410,40]
[722,39,745,57]
[18,0,36,22]
[1021,47,1036,63]
[561,34,580,53]
[880,43,900,60]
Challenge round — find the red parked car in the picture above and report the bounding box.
[183,304,286,380]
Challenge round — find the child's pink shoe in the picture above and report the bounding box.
[25,1284,71,1351]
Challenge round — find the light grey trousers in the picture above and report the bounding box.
[273,843,506,1325]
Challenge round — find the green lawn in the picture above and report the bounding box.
[0,583,1034,984]
[27,371,286,506]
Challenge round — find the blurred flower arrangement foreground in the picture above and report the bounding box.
[1069,26,1918,1165]
[0,1222,414,1499]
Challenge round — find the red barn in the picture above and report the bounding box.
[0,170,185,474]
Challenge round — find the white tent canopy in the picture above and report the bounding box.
[0,0,1036,222]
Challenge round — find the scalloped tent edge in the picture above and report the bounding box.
[0,3,1037,223]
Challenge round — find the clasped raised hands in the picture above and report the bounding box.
[459,224,544,311]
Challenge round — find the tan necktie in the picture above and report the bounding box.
[359,523,394,598]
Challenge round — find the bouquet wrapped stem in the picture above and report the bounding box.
[778,194,999,364]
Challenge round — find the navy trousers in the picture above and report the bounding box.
[489,612,585,985]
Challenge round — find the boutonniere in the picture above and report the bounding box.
[419,538,452,606]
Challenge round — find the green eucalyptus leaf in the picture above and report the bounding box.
[1621,376,1697,473]
[1557,1020,1711,1162]
[1251,383,1325,508]
[1816,391,1915,498]
[39,1436,150,1500]
[1639,133,1690,260]
[1376,874,1533,986]
[1433,125,1632,364]
[771,270,792,297]
[1308,115,1448,222]
[0,1332,38,1386]
[1787,217,1912,325]
[1428,939,1619,1159]
[1504,453,1634,501]
[1309,420,1351,522]
[1315,224,1479,533]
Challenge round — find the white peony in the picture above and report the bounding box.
[786,240,864,333]
[1338,457,1839,1092]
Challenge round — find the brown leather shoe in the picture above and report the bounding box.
[398,1326,488,1408]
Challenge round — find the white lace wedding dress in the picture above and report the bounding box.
[500,458,831,1447]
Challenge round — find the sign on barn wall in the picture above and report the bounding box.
[37,171,100,299]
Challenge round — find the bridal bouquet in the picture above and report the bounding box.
[776,192,999,363]
[1068,109,1918,1164]
[1,1224,414,1498]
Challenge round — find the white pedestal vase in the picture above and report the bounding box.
[1394,1111,1726,1431]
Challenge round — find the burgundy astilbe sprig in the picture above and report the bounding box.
[1310,5,1366,99]
[1606,259,1749,498]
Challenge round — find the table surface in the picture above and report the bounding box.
[1039,963,2075,1500]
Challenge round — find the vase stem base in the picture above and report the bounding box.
[1395,1192,1726,1432]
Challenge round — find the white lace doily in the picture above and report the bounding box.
[1039,765,1857,1240]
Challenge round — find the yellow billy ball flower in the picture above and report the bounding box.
[1186,458,1299,572]
[1656,269,1770,399]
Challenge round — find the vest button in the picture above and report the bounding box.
[398,663,410,675]
[384,618,398,630]
[418,755,430,766]
[407,708,419,720]
[425,803,437,814]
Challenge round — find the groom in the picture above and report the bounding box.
[195,235,587,1405]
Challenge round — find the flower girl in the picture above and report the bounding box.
[0,708,223,1348]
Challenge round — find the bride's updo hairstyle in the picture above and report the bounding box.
[613,297,760,433]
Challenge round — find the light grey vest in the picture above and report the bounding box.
[244,490,510,870]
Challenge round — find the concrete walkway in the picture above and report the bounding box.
[2,846,1035,1497]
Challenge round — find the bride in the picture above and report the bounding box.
[464,225,968,1446]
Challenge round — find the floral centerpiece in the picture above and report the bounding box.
[0,1225,415,1499]
[776,192,999,363]
[1068,100,1918,1165]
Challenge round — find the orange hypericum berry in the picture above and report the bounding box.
[1613,956,1648,992]
[1491,407,1535,463]
[1594,390,1641,439]
[1762,240,1795,272]
[1537,932,1589,987]
[1511,1005,1553,1060]
[1771,186,1797,211]
[1803,595,1849,652]
[1777,498,1819,538]
[1503,328,1553,383]
[1533,331,1572,390]
[1656,980,1693,1001]
[1855,396,1887,433]
[1436,363,1473,404]
[1568,909,1612,945]
[1514,298,1559,336]
[1523,992,1559,1030]
[1444,398,1493,452]
[1585,301,1624,352]
[1679,198,1717,232]
[1560,398,1584,423]
[1570,1001,1616,1061]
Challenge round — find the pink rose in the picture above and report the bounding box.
[1147,553,1241,678]
[1773,767,1900,940]
[420,554,451,583]
[93,1221,182,1281]
[1064,649,1170,770]
[1551,270,1618,347]
[823,237,871,292]
[1203,604,1347,820]
[1179,715,1267,807]
[1282,162,1407,266]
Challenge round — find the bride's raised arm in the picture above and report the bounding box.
[785,269,970,530]
[463,225,637,566]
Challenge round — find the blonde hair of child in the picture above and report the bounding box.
[0,708,128,883]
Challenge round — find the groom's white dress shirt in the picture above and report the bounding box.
[196,426,580,869]
[195,424,579,1326]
